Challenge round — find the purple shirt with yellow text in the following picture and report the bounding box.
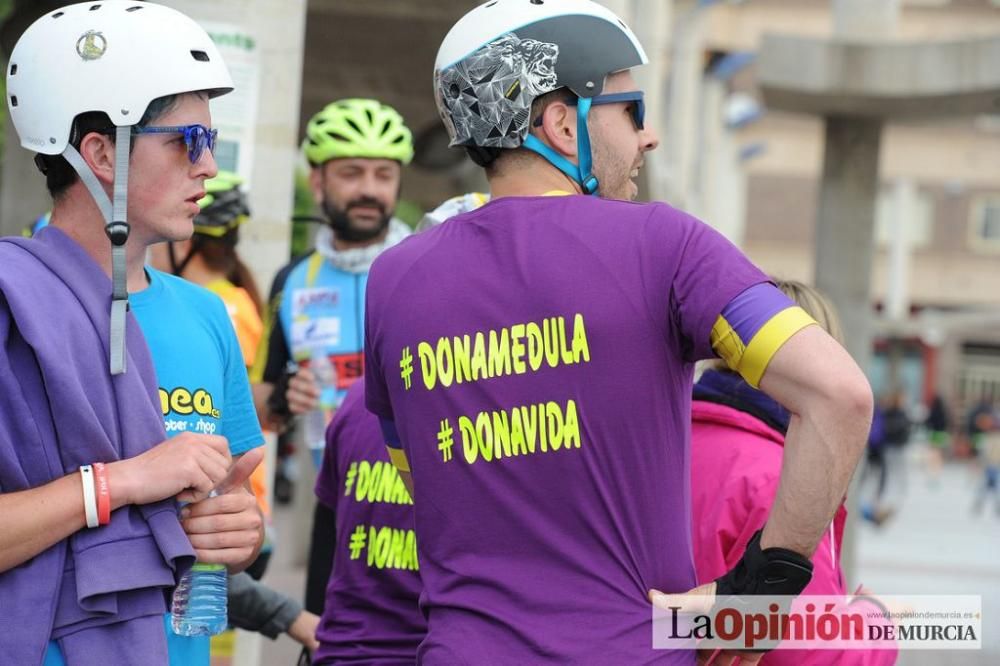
[365,195,769,664]
[313,381,424,664]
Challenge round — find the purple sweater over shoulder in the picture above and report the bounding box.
[0,228,194,665]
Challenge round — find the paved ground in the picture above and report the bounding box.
[253,442,999,665]
[853,443,999,664]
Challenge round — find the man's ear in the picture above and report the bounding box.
[308,166,325,206]
[77,131,117,186]
[533,101,578,161]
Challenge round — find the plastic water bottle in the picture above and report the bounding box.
[171,562,228,636]
[303,351,337,468]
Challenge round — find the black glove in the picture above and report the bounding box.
[709,529,814,653]
[715,529,814,597]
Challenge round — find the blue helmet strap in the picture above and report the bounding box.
[521,95,599,195]
[575,96,598,194]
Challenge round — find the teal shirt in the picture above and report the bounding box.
[45,268,264,666]
[133,268,263,456]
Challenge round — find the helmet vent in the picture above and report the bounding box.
[365,108,374,124]
[9,95,17,107]
[89,4,102,11]
[126,5,144,11]
[328,132,351,143]
[530,0,545,5]
[485,1,497,6]
[345,118,362,135]
[51,11,65,18]
[191,50,211,62]
[381,119,392,135]
[9,63,16,76]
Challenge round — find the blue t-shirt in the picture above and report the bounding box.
[133,268,262,456]
[45,268,264,666]
[278,253,368,409]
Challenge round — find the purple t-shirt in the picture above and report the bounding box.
[364,195,769,664]
[313,380,425,665]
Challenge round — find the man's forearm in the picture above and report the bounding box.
[0,474,88,572]
[755,325,873,558]
[228,572,302,638]
[762,404,869,557]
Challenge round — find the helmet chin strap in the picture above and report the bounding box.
[521,95,599,195]
[61,125,132,375]
[167,240,196,277]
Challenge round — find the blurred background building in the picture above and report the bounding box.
[688,0,1000,427]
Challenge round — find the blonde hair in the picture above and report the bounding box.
[773,279,844,345]
[701,279,843,373]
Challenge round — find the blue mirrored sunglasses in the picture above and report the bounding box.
[569,91,646,130]
[131,123,218,164]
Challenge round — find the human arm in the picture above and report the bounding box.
[306,407,345,615]
[379,417,412,498]
[228,571,320,650]
[652,258,869,663]
[178,307,270,572]
[0,432,232,572]
[756,324,872,555]
[654,326,870,664]
[287,366,321,415]
[686,277,870,557]
[305,501,337,615]
[288,609,321,653]
[251,381,275,431]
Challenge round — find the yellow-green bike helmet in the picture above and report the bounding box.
[193,171,250,238]
[303,98,414,166]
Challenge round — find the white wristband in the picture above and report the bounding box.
[79,464,99,529]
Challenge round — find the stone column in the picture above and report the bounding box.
[814,116,883,373]
[163,0,307,291]
[815,0,900,586]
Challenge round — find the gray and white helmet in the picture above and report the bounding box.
[434,0,646,156]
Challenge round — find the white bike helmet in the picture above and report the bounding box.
[434,0,646,193]
[6,1,233,374]
[416,192,489,231]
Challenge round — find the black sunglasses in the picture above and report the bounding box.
[533,91,646,131]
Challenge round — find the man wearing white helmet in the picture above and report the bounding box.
[363,0,872,663]
[0,3,264,665]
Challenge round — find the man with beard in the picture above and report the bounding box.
[252,99,413,490]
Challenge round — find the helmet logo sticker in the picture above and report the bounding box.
[76,30,108,61]
[436,33,559,149]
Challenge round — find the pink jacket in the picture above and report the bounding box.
[691,399,897,665]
